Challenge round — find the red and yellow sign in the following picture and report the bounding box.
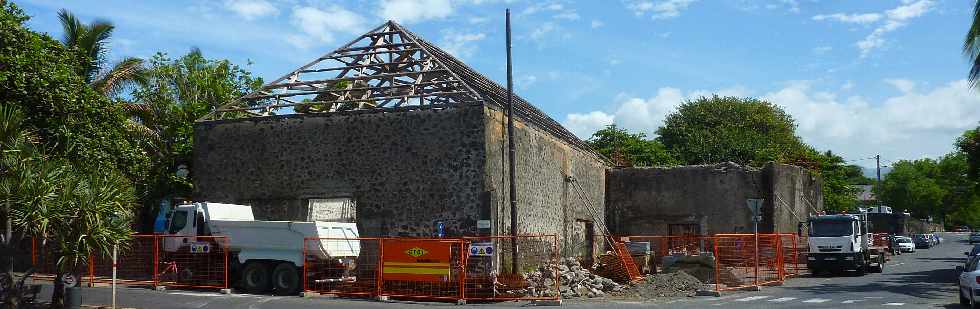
[382,240,454,282]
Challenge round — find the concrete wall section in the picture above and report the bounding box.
[483,106,607,258]
[606,163,766,236]
[193,106,488,237]
[769,164,824,234]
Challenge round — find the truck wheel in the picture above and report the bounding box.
[271,263,300,296]
[242,262,271,294]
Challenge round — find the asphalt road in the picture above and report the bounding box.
[28,232,970,309]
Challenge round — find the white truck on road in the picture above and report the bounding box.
[164,202,359,295]
[806,212,886,275]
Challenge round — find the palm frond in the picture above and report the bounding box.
[93,57,145,97]
[966,1,980,87]
[56,9,82,48]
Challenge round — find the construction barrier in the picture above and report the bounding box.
[29,235,229,290]
[303,235,560,302]
[779,233,806,277]
[463,235,559,301]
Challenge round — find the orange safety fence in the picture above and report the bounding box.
[713,234,783,291]
[302,235,560,302]
[619,235,716,274]
[463,235,559,301]
[29,235,229,290]
[779,233,806,278]
[303,237,380,297]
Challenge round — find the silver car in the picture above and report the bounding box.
[970,232,980,244]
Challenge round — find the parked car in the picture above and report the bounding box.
[970,232,980,244]
[958,255,980,308]
[964,245,980,266]
[958,226,972,233]
[913,234,932,249]
[895,237,915,253]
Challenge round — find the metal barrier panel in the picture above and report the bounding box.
[155,235,229,289]
[88,235,157,286]
[756,234,782,285]
[622,235,715,275]
[713,234,786,291]
[779,234,805,277]
[303,237,379,297]
[379,238,465,300]
[462,235,559,301]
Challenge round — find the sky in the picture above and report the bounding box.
[14,0,980,169]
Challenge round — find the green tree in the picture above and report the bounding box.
[877,159,947,219]
[127,48,262,227]
[586,125,677,167]
[956,127,980,180]
[656,95,805,166]
[808,150,861,213]
[0,2,150,182]
[57,9,144,97]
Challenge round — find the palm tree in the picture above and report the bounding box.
[57,9,144,97]
[965,1,980,87]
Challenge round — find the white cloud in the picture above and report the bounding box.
[469,16,489,24]
[223,0,279,20]
[812,13,882,24]
[626,0,698,20]
[517,75,538,90]
[439,30,486,59]
[289,6,366,49]
[812,46,832,55]
[591,19,604,28]
[813,0,933,58]
[554,11,581,20]
[841,80,855,91]
[378,0,454,23]
[564,111,615,139]
[529,22,557,41]
[563,79,980,164]
[885,79,916,93]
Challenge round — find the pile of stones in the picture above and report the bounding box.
[524,257,625,298]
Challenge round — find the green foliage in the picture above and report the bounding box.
[57,9,145,97]
[807,150,861,213]
[587,125,677,167]
[656,96,805,166]
[877,153,977,226]
[0,2,150,183]
[956,127,980,180]
[128,48,262,219]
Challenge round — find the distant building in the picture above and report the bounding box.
[853,184,876,205]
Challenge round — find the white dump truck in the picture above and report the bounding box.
[806,212,886,275]
[163,202,359,294]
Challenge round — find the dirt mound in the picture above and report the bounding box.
[615,271,706,299]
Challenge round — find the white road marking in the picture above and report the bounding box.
[883,303,905,306]
[735,296,771,302]
[802,298,831,303]
[841,299,865,304]
[768,297,796,302]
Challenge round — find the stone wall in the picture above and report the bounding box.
[769,164,823,234]
[193,106,488,237]
[483,106,608,258]
[605,163,823,236]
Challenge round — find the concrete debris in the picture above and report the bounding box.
[524,257,625,299]
[615,271,706,299]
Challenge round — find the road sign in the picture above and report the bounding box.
[746,199,764,216]
[469,242,494,256]
[189,242,211,253]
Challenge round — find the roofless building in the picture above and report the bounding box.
[193,21,607,258]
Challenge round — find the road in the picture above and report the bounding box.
[29,232,969,308]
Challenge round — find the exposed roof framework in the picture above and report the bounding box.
[201,21,483,120]
[201,21,604,161]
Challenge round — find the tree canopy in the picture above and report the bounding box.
[587,125,676,167]
[656,96,806,166]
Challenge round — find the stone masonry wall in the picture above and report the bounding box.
[192,106,488,237]
[769,164,823,234]
[483,106,608,258]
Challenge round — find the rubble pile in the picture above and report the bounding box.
[617,271,706,298]
[524,257,625,298]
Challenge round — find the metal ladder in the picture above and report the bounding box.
[566,175,642,282]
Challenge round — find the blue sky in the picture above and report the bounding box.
[15,0,980,168]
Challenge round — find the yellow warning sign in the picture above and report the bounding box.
[405,247,428,257]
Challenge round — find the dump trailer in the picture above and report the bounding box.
[163,202,359,295]
[806,212,886,275]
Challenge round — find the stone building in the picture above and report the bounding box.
[192,21,607,257]
[605,162,823,236]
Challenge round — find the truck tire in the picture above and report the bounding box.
[870,256,884,273]
[242,262,271,294]
[271,263,300,296]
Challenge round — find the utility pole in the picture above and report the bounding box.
[505,8,519,274]
[876,154,881,208]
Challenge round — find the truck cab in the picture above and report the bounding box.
[807,213,884,275]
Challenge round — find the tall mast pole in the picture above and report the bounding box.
[505,8,519,273]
